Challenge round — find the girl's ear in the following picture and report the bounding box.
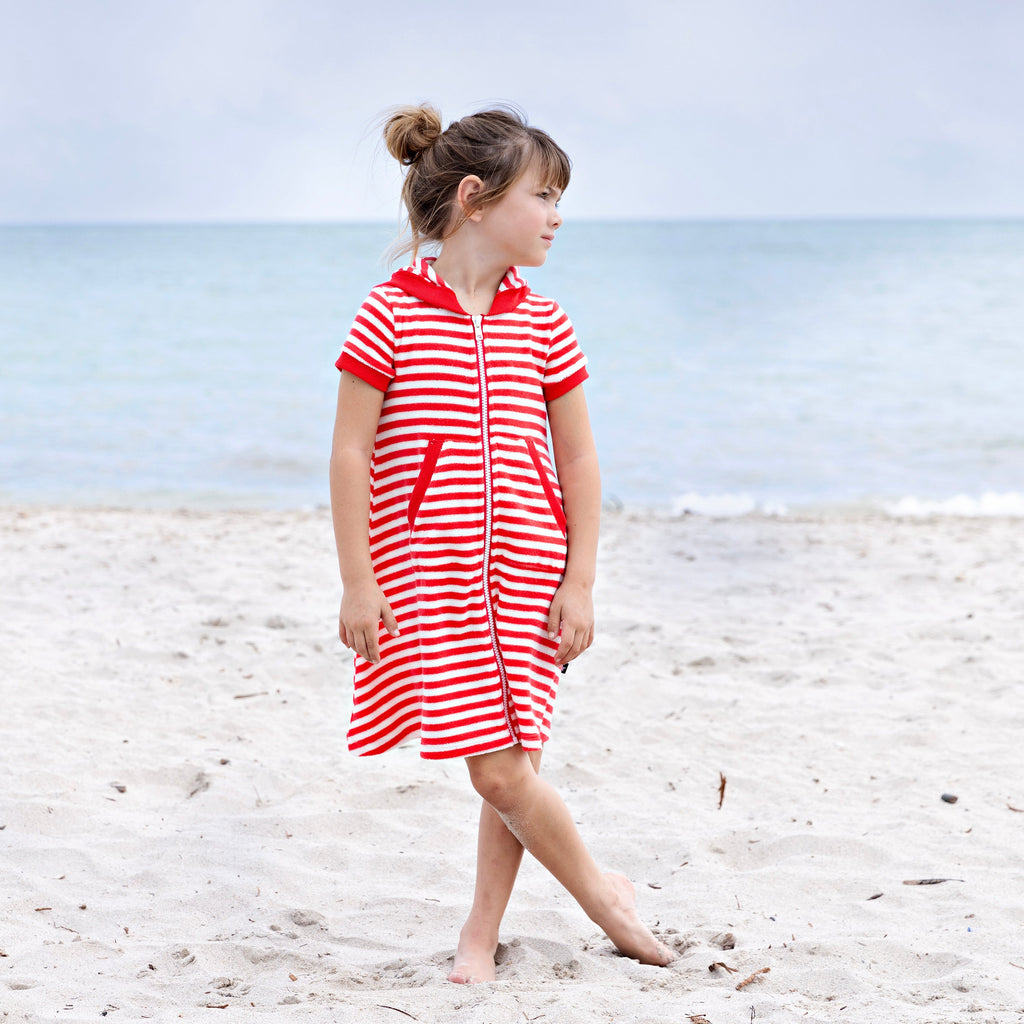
[456,175,485,221]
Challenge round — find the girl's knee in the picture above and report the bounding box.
[467,749,532,813]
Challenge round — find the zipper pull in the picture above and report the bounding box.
[472,313,483,340]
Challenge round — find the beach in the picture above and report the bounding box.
[2,505,1023,1023]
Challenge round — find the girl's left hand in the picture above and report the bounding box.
[547,579,595,665]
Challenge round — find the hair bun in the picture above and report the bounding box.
[383,105,443,166]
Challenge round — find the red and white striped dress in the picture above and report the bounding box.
[336,258,589,760]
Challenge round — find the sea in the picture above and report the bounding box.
[2,220,1023,516]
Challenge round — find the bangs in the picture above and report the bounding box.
[528,132,572,192]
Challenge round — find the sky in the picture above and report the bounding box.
[2,0,1022,222]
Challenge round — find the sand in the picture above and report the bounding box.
[2,505,1023,1023]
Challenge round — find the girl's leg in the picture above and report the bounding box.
[465,744,674,969]
[449,748,542,984]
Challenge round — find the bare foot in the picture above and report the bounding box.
[598,873,676,966]
[448,924,498,984]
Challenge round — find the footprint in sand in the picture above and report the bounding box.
[289,909,326,928]
[657,928,698,956]
[552,959,582,979]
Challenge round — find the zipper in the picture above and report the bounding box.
[472,314,517,742]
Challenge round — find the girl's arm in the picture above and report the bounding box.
[546,384,601,664]
[329,370,398,664]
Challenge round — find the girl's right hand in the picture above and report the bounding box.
[339,582,400,665]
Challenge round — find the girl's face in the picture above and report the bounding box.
[475,159,564,268]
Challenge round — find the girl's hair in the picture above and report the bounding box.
[382,104,571,260]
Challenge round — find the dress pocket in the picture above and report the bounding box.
[526,439,567,537]
[407,437,444,528]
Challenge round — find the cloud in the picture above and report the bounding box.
[2,0,1022,221]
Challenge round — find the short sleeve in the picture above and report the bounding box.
[335,288,396,392]
[542,303,589,401]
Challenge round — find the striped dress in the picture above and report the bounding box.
[336,258,589,760]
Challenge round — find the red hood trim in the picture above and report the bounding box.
[388,266,529,316]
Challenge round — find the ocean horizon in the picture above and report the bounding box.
[3,218,1023,516]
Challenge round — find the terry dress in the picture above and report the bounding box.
[336,258,589,760]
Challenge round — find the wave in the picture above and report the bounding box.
[883,492,1024,517]
[669,492,789,517]
[666,491,1024,518]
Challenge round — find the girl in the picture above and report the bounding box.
[329,104,675,983]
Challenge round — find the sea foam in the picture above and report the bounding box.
[670,492,789,517]
[884,492,1024,517]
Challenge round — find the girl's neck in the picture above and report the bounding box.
[430,241,508,317]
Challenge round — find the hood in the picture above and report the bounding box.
[388,258,530,316]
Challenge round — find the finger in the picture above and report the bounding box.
[555,626,576,662]
[571,631,586,660]
[563,622,593,663]
[352,626,370,663]
[547,600,562,640]
[365,625,382,664]
[381,602,400,637]
[579,629,592,656]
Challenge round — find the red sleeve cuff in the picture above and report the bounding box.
[543,365,589,402]
[337,351,392,392]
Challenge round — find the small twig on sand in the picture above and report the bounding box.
[187,772,211,798]
[717,772,727,810]
[902,878,964,885]
[708,961,737,973]
[736,966,770,990]
[377,1008,418,1021]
